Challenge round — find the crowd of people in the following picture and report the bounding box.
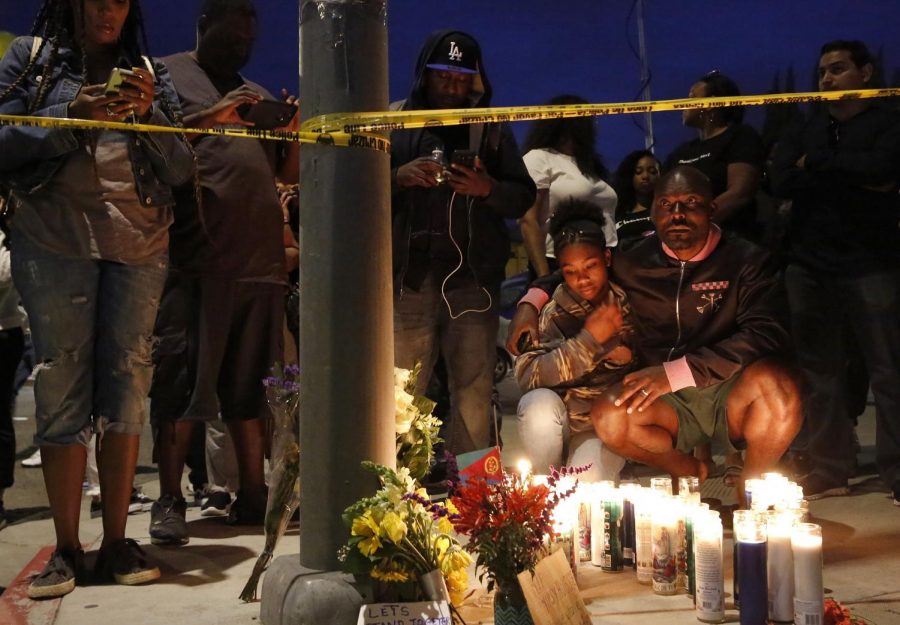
[0,0,897,604]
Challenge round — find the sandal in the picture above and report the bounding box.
[27,547,84,600]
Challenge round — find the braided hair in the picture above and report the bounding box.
[549,197,609,255]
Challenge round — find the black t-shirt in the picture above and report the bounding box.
[666,124,764,240]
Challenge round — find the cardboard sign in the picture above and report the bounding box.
[357,601,452,625]
[518,549,592,625]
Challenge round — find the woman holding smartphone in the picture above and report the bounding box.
[0,0,193,598]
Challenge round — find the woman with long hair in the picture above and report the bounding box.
[666,70,765,241]
[0,0,193,598]
[520,94,617,277]
[612,149,660,251]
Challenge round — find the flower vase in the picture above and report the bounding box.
[493,582,534,625]
[420,569,451,603]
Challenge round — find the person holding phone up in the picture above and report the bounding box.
[0,0,193,599]
[390,30,536,456]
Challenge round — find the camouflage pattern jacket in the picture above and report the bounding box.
[515,281,635,432]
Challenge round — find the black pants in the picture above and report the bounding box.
[0,327,25,490]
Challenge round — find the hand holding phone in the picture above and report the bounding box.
[451,149,477,170]
[104,68,136,95]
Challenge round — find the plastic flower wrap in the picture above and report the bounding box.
[340,462,471,606]
[450,464,587,592]
[240,363,300,602]
[394,364,441,481]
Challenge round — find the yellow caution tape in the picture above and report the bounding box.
[3,87,898,154]
[301,87,900,134]
[0,112,391,153]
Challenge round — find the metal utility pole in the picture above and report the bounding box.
[636,0,655,150]
[297,0,394,571]
[261,1,392,623]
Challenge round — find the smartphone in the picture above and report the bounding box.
[238,99,296,130]
[516,331,535,354]
[104,67,136,94]
[451,149,477,169]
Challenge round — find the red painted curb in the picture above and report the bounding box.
[0,545,61,625]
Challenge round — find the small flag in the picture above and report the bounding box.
[456,447,502,484]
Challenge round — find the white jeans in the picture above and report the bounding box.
[516,388,625,481]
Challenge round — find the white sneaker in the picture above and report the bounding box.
[21,449,42,468]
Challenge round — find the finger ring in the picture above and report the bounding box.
[640,388,650,396]
[106,105,116,117]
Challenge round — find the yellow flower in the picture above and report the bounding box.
[371,562,410,583]
[436,515,454,535]
[444,500,459,515]
[440,547,472,575]
[358,534,382,557]
[351,511,379,538]
[380,511,407,543]
[446,568,469,606]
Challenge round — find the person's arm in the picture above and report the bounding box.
[474,125,537,219]
[711,162,760,224]
[182,84,261,131]
[514,303,624,391]
[506,272,564,355]
[0,38,80,174]
[133,60,195,187]
[803,113,900,189]
[275,88,300,185]
[519,189,550,277]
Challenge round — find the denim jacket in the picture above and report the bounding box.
[0,36,193,207]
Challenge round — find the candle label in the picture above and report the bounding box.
[623,498,636,567]
[676,515,689,593]
[636,517,653,582]
[794,599,823,625]
[601,499,623,572]
[652,523,677,594]
[695,538,724,622]
[686,516,696,598]
[578,502,591,562]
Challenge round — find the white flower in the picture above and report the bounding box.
[394,387,416,435]
[393,367,412,389]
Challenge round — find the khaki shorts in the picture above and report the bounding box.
[660,375,742,456]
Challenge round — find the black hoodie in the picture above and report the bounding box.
[390,29,536,294]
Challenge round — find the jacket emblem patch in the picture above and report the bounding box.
[691,280,729,314]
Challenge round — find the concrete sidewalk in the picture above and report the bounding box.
[1,381,898,625]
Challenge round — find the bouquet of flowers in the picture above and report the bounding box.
[449,465,585,594]
[394,365,442,481]
[824,598,875,625]
[240,363,300,602]
[340,461,471,606]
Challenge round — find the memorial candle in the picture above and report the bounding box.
[620,483,640,568]
[767,510,797,623]
[694,511,725,624]
[735,512,768,625]
[651,496,679,595]
[651,476,673,496]
[792,523,823,625]
[634,489,654,583]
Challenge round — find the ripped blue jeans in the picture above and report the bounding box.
[11,233,167,447]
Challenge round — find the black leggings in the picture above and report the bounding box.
[0,327,24,490]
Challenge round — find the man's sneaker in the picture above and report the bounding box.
[149,495,189,545]
[800,474,851,501]
[129,488,154,514]
[225,490,267,526]
[0,500,7,531]
[200,490,231,517]
[95,538,160,585]
[21,449,41,468]
[27,547,83,599]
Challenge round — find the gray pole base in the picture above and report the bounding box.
[260,554,373,625]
